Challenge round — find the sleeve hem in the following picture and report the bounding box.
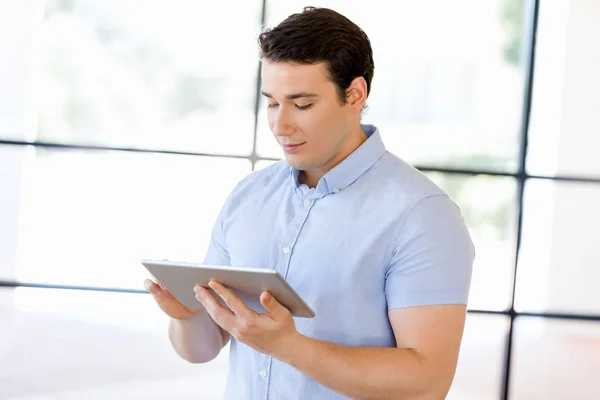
[386,290,469,309]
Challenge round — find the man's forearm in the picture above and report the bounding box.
[278,334,450,400]
[169,310,228,363]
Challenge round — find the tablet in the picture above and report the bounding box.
[141,259,315,318]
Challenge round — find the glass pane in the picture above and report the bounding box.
[36,0,262,155]
[0,145,25,274]
[526,0,600,177]
[516,180,600,315]
[426,173,517,311]
[254,158,279,171]
[0,146,251,288]
[0,1,39,141]
[0,287,228,399]
[259,0,527,171]
[447,314,507,399]
[510,317,600,399]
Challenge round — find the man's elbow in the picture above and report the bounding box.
[415,386,453,400]
[175,345,221,364]
[389,357,457,400]
[363,381,450,400]
[168,332,223,364]
[386,380,451,400]
[167,318,227,364]
[412,366,457,400]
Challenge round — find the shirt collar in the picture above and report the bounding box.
[289,124,386,196]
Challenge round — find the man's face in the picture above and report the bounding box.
[261,60,356,173]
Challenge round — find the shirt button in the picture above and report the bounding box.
[303,199,311,207]
[333,188,340,193]
[282,247,291,255]
[259,369,268,378]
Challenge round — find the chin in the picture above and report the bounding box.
[283,155,310,171]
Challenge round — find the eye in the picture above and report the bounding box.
[295,104,313,110]
[267,103,279,109]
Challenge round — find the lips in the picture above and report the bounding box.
[282,142,305,154]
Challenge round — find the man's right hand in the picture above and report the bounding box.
[144,279,202,320]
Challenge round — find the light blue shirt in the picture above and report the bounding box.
[203,124,475,400]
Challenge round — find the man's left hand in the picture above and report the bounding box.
[194,281,300,358]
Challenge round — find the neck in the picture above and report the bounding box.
[299,125,367,188]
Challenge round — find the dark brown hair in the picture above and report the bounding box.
[258,6,375,105]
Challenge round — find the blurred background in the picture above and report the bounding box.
[0,0,599,399]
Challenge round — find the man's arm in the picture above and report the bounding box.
[167,232,233,363]
[169,310,231,363]
[167,173,251,362]
[197,282,467,400]
[145,274,230,363]
[278,304,466,400]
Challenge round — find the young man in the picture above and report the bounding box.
[145,7,474,400]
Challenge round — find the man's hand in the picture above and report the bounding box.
[194,281,299,358]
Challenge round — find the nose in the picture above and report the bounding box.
[271,108,295,137]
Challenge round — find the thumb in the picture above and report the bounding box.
[260,292,286,316]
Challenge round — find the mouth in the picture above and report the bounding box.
[281,142,306,154]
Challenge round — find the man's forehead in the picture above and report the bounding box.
[261,61,331,95]
[261,60,329,80]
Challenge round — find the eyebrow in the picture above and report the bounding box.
[261,91,318,100]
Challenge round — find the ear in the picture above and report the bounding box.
[346,76,368,114]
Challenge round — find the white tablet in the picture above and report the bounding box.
[141,259,315,318]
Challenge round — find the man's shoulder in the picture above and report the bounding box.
[373,151,448,204]
[374,153,471,254]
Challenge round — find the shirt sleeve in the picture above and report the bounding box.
[202,171,258,265]
[202,199,231,266]
[201,180,244,266]
[385,194,475,310]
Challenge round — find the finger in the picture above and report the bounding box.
[145,276,165,291]
[156,281,166,291]
[208,281,257,319]
[145,279,178,303]
[145,280,168,304]
[144,279,160,294]
[195,284,236,329]
[260,291,289,319]
[150,274,166,290]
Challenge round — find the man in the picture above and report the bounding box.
[144,6,474,400]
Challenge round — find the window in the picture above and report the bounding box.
[2,0,599,399]
[259,0,528,172]
[34,0,262,155]
[0,146,251,287]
